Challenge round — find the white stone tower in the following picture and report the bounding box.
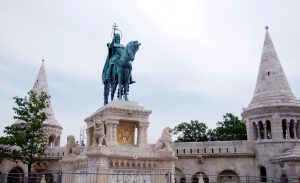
[242,27,300,179]
[35,61,63,147]
[17,60,63,147]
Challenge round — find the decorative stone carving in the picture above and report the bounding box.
[63,135,80,159]
[93,119,106,146]
[154,127,173,152]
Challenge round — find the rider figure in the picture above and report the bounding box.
[104,33,124,82]
[103,33,135,84]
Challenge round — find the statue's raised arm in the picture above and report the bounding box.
[102,23,141,105]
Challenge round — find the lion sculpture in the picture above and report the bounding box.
[154,127,173,152]
[93,119,106,146]
[63,135,80,159]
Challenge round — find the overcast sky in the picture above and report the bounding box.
[1,0,300,144]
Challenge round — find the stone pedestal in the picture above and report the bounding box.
[84,100,152,147]
[81,100,177,183]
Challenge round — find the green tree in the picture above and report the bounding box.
[215,113,247,141]
[0,91,49,173]
[173,120,208,142]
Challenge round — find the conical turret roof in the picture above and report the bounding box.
[33,61,61,127]
[247,27,300,109]
[15,61,61,127]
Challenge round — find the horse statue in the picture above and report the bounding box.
[110,41,141,101]
[101,25,141,105]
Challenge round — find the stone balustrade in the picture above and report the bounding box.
[171,141,254,157]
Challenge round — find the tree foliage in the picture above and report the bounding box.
[173,113,247,142]
[173,120,208,142]
[0,91,49,173]
[214,113,247,141]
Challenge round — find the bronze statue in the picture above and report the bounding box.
[102,24,140,105]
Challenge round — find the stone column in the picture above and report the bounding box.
[286,122,290,139]
[137,124,144,146]
[272,114,282,140]
[256,124,261,140]
[86,128,91,147]
[263,123,267,140]
[293,121,297,139]
[105,120,119,146]
[138,122,149,145]
[113,122,118,144]
[143,123,149,144]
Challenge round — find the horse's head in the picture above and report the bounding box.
[125,41,141,61]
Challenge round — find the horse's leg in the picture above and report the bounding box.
[103,83,109,105]
[111,82,116,101]
[118,73,123,100]
[124,69,130,101]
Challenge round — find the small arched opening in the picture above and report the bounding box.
[180,177,186,183]
[297,120,300,139]
[192,172,209,183]
[7,166,24,183]
[252,122,258,140]
[260,166,267,182]
[289,120,295,139]
[280,174,288,183]
[266,120,271,139]
[54,135,60,147]
[217,169,239,183]
[282,120,287,139]
[48,134,56,147]
[258,121,264,139]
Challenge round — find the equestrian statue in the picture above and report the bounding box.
[102,24,141,105]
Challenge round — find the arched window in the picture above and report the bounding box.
[297,120,300,139]
[217,170,239,183]
[282,120,287,139]
[180,178,186,183]
[7,167,24,183]
[260,166,267,182]
[48,134,56,147]
[192,172,209,183]
[54,135,60,147]
[258,121,264,139]
[266,120,271,139]
[253,122,258,140]
[280,174,288,183]
[289,120,295,139]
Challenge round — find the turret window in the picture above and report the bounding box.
[289,119,295,139]
[282,119,287,139]
[266,120,272,139]
[297,120,300,139]
[258,121,265,139]
[252,122,258,140]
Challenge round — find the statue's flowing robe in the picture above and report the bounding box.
[102,43,124,83]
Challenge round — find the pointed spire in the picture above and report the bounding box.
[32,60,61,127]
[247,27,300,109]
[33,59,49,95]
